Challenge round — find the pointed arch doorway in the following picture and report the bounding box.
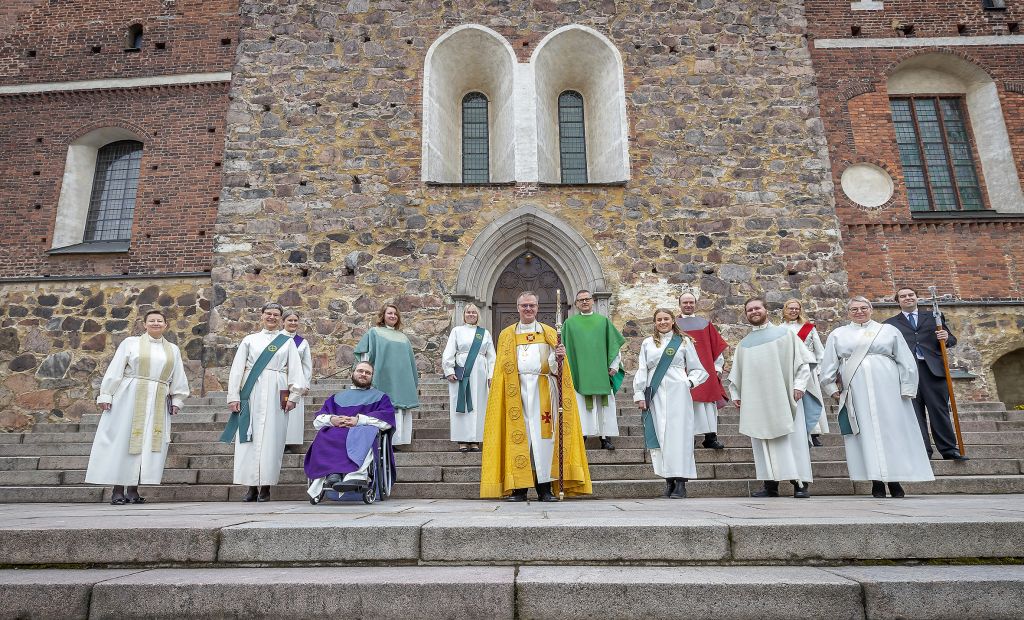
[491,251,571,328]
[452,206,608,330]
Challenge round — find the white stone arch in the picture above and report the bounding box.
[452,205,609,328]
[531,25,630,184]
[887,53,1024,213]
[52,126,146,250]
[421,25,517,183]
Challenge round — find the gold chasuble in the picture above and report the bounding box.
[480,323,592,498]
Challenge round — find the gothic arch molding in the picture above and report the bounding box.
[453,205,609,327]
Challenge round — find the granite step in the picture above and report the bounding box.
[3,564,1023,619]
[4,474,1024,503]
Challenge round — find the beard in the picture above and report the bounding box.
[351,375,372,389]
[747,313,767,326]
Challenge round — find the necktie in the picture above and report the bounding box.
[907,313,923,358]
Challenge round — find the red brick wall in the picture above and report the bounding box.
[0,0,239,279]
[805,0,1022,39]
[806,1,1024,301]
[0,84,229,277]
[0,0,238,84]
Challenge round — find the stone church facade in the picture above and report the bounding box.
[0,0,1021,431]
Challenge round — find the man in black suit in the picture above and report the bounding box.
[884,287,968,461]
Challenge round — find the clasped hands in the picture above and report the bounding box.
[329,415,358,428]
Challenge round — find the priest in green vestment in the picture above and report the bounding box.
[562,290,626,450]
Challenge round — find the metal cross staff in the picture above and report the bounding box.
[928,286,966,456]
[555,288,565,500]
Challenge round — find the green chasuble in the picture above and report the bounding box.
[562,313,626,405]
[353,327,420,409]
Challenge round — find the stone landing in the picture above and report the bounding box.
[1,496,1023,618]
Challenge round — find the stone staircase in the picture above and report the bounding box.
[1,379,1022,502]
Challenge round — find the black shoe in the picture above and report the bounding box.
[888,482,906,498]
[663,478,674,498]
[125,485,145,504]
[600,437,615,451]
[325,473,344,491]
[110,485,127,505]
[669,479,687,499]
[506,488,528,502]
[792,481,810,499]
[702,433,725,450]
[257,485,271,502]
[751,481,780,498]
[943,453,970,461]
[811,434,823,447]
[242,486,259,502]
[535,482,557,502]
[871,481,886,498]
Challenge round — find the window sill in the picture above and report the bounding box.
[47,241,130,255]
[424,181,517,187]
[537,181,628,187]
[910,210,1024,222]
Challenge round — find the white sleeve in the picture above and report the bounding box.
[97,338,132,405]
[713,353,725,373]
[809,328,825,365]
[684,344,709,389]
[632,340,650,402]
[727,347,742,401]
[300,342,313,391]
[441,330,458,377]
[284,342,306,401]
[482,331,496,379]
[227,338,249,403]
[891,326,920,398]
[818,332,841,397]
[313,414,333,430]
[610,351,621,371]
[168,345,191,408]
[356,414,393,430]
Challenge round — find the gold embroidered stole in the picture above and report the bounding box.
[129,337,175,455]
[514,332,553,439]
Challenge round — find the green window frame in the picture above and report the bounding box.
[558,91,588,184]
[462,92,489,183]
[890,96,984,212]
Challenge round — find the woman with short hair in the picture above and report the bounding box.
[819,296,935,498]
[442,304,495,452]
[354,303,420,446]
[633,308,709,499]
[86,309,189,505]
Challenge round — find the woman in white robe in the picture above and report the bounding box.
[282,311,313,447]
[633,309,709,499]
[819,296,934,498]
[227,303,306,502]
[86,310,189,505]
[782,299,829,445]
[442,304,495,452]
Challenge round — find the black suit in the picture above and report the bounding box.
[884,310,959,458]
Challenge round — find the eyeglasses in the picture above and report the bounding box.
[518,304,537,309]
[575,297,593,303]
[849,307,871,313]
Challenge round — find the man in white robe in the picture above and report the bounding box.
[226,303,306,502]
[729,297,816,498]
[563,290,623,450]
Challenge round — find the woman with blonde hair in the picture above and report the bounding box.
[354,303,420,446]
[633,308,709,499]
[442,304,495,452]
[781,298,829,446]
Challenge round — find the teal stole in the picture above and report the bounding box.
[220,333,290,444]
[455,327,485,413]
[641,334,683,450]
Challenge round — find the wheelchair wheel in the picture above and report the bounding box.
[362,484,376,504]
[309,490,325,505]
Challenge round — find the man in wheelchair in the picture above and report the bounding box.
[304,361,396,499]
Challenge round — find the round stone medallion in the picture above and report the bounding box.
[841,163,894,208]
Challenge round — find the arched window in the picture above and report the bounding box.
[127,24,144,50]
[558,91,587,184]
[83,140,143,242]
[462,92,489,183]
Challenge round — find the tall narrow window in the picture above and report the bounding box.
[558,91,587,184]
[84,140,143,241]
[462,92,489,183]
[891,97,983,211]
[127,24,144,50]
